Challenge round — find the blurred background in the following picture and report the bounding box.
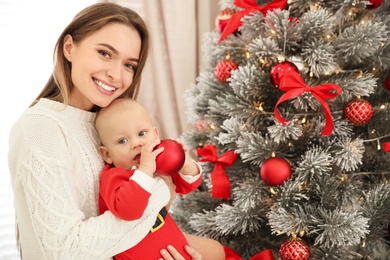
[0,0,218,258]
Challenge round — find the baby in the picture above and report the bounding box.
[95,98,225,260]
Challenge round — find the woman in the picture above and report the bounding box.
[8,3,200,259]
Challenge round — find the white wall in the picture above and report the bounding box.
[0,1,96,258]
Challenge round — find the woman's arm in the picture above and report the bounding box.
[8,113,170,259]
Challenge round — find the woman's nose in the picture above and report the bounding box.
[107,62,121,81]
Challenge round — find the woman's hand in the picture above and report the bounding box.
[158,245,202,260]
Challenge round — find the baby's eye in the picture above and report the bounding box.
[98,50,111,58]
[138,131,146,137]
[118,138,128,144]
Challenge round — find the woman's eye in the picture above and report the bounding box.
[118,138,128,144]
[126,63,137,72]
[98,50,111,58]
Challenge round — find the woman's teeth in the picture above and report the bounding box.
[94,79,115,91]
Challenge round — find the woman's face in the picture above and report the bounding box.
[63,23,141,111]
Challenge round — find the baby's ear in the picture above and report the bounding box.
[99,146,113,164]
[154,127,159,137]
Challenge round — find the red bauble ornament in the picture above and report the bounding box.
[366,0,383,9]
[260,157,291,186]
[384,75,390,92]
[155,139,185,176]
[270,61,299,87]
[215,8,236,33]
[344,99,374,126]
[279,238,310,260]
[215,59,239,83]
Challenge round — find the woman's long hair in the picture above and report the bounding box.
[30,2,150,107]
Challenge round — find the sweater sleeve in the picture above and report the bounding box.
[8,111,170,259]
[100,166,153,220]
[172,171,202,195]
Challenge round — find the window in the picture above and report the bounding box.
[0,1,96,258]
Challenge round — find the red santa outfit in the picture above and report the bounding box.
[99,163,202,260]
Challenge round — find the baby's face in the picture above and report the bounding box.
[97,100,159,170]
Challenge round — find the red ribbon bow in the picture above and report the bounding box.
[224,246,275,260]
[274,70,342,136]
[196,144,238,199]
[383,142,390,152]
[218,0,288,43]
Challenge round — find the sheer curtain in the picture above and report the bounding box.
[109,0,219,139]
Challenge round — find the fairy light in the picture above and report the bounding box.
[270,187,277,195]
[271,152,276,157]
[380,104,385,109]
[340,174,348,182]
[208,123,216,130]
[301,116,307,124]
[377,140,381,150]
[245,49,251,58]
[355,70,363,78]
[362,239,366,248]
[277,56,285,62]
[253,101,264,111]
[299,230,305,237]
[259,58,266,64]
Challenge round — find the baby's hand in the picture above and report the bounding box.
[138,139,164,177]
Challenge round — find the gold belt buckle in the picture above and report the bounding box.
[150,212,165,233]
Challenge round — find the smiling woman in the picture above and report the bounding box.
[0,1,96,259]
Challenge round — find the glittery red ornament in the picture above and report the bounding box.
[270,61,299,88]
[279,238,310,260]
[384,75,390,92]
[155,139,185,176]
[214,59,239,83]
[215,8,236,33]
[366,0,383,9]
[344,99,374,126]
[260,157,291,186]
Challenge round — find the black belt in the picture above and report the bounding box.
[150,207,167,233]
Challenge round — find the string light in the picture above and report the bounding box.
[270,187,277,195]
[245,48,251,58]
[355,70,363,78]
[253,101,264,111]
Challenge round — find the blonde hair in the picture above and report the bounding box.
[31,2,150,107]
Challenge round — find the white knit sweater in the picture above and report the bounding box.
[8,98,170,260]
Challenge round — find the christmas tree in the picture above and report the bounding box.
[171,0,390,259]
